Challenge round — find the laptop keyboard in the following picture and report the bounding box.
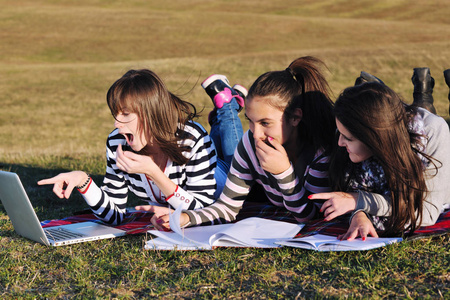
[44,227,87,241]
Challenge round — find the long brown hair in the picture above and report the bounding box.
[331,82,436,235]
[106,69,197,165]
[247,56,335,153]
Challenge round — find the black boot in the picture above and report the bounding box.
[411,68,436,114]
[444,69,450,115]
[354,71,384,86]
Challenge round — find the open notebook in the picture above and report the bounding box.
[145,205,403,251]
[0,171,126,246]
[275,234,402,251]
[145,206,303,250]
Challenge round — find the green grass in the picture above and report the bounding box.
[1,0,450,298]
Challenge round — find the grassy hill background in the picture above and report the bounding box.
[2,0,450,158]
[1,1,450,298]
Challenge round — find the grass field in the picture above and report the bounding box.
[1,0,450,298]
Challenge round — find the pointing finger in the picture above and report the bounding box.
[308,193,333,200]
[37,178,56,186]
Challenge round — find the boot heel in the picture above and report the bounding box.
[354,71,384,86]
[443,69,450,115]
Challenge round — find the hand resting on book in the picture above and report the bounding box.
[135,205,189,230]
[338,211,379,241]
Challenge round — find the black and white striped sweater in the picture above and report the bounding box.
[81,121,217,225]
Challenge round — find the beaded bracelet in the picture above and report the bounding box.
[76,174,91,190]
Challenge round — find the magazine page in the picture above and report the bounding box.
[145,224,232,250]
[168,205,184,236]
[276,234,338,250]
[145,235,205,250]
[276,234,402,251]
[317,236,402,251]
[145,206,303,250]
[209,217,303,248]
[145,206,221,250]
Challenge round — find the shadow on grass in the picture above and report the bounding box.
[0,162,146,249]
[0,162,103,222]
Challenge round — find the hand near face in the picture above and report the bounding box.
[338,211,378,241]
[309,192,357,221]
[255,137,291,175]
[116,144,159,177]
[37,171,89,199]
[117,144,177,198]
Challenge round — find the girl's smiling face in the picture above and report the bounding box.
[114,110,148,152]
[336,118,373,163]
[245,95,299,147]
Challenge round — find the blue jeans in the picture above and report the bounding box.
[210,99,243,199]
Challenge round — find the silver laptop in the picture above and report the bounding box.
[0,171,126,246]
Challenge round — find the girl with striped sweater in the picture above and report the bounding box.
[38,69,245,225]
[150,56,337,229]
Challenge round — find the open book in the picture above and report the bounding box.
[275,234,402,251]
[144,206,303,250]
[144,206,402,251]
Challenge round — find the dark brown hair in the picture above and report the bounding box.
[331,82,436,235]
[247,56,336,153]
[106,69,197,165]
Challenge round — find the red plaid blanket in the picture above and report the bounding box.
[41,210,155,235]
[42,203,450,239]
[236,202,450,239]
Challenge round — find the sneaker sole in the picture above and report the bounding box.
[232,84,248,97]
[201,74,230,89]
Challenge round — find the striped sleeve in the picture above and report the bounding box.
[81,129,130,225]
[166,121,217,210]
[81,123,218,225]
[281,150,332,222]
[185,130,332,226]
[185,131,255,225]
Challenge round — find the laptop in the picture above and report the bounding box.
[0,171,126,246]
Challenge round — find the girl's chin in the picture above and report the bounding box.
[130,144,145,152]
[349,155,364,164]
[348,154,358,163]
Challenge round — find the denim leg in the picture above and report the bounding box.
[209,99,243,166]
[214,158,230,199]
